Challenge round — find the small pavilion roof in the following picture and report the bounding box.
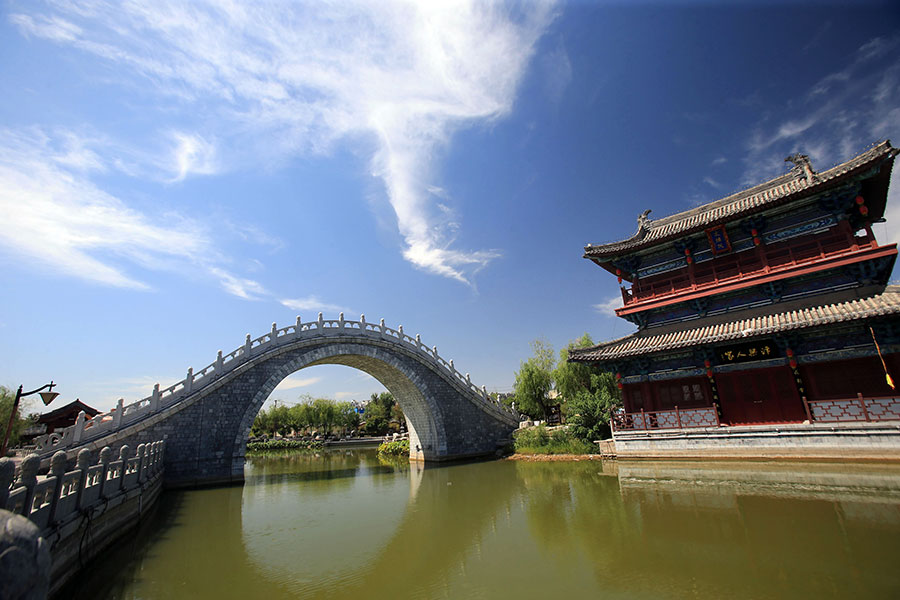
[38,399,100,423]
[569,286,900,363]
[584,141,898,260]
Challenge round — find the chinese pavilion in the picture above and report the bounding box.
[570,141,900,457]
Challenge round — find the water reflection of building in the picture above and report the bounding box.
[571,142,900,458]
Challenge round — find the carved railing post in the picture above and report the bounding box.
[215,350,224,372]
[379,318,386,334]
[0,457,14,509]
[98,447,112,499]
[136,444,146,484]
[271,322,278,343]
[17,455,40,517]
[415,334,421,349]
[360,314,366,330]
[244,334,252,360]
[72,410,86,444]
[119,445,131,492]
[185,367,193,393]
[294,316,302,337]
[113,397,124,429]
[48,451,67,524]
[149,384,159,412]
[338,312,345,329]
[75,448,91,510]
[317,312,324,330]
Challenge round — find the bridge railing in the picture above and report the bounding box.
[32,314,519,455]
[1,441,165,533]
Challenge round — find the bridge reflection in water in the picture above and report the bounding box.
[64,450,900,600]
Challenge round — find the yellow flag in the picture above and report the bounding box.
[871,327,895,390]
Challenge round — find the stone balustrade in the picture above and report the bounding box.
[32,314,518,456]
[1,441,165,532]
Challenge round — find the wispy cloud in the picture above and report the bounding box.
[592,295,621,316]
[0,126,272,300]
[169,132,218,182]
[11,1,557,285]
[280,296,353,317]
[273,375,322,391]
[742,35,900,185]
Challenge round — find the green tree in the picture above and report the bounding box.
[512,340,556,419]
[362,392,395,435]
[1,386,36,450]
[553,334,620,442]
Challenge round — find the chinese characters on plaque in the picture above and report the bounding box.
[706,225,731,254]
[716,339,779,364]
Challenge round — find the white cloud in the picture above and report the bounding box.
[592,295,621,316]
[0,126,275,301]
[280,296,352,316]
[10,1,556,285]
[0,128,209,289]
[272,375,322,391]
[169,132,218,181]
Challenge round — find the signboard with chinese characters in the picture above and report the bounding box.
[716,339,779,364]
[706,225,731,255]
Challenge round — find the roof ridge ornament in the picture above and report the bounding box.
[785,152,818,183]
[637,209,652,229]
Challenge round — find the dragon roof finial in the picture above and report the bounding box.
[637,209,652,229]
[785,153,817,182]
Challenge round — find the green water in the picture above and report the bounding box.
[69,449,900,599]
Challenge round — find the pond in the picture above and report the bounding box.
[68,448,900,599]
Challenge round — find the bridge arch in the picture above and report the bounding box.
[33,315,519,487]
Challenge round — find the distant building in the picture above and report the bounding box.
[571,141,900,458]
[20,399,101,444]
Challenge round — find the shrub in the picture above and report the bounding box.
[513,425,594,455]
[377,439,410,456]
[246,439,323,453]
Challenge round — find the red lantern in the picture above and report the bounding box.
[706,369,714,378]
[686,256,693,265]
[860,205,869,216]
[753,237,762,246]
[789,359,798,369]
[615,372,622,380]
[615,268,622,276]
[616,382,623,390]
[750,229,758,237]
[704,359,711,368]
[786,348,794,357]
[855,195,865,205]
[684,248,691,256]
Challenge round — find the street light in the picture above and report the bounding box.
[1,381,59,456]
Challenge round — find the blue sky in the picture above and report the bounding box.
[2,1,899,413]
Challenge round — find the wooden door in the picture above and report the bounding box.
[717,367,804,424]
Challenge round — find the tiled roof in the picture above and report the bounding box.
[584,141,898,259]
[569,287,900,362]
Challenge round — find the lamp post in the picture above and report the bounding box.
[1,381,59,456]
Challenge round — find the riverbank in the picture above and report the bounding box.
[504,453,603,461]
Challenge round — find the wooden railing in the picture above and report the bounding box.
[808,394,900,423]
[611,405,720,432]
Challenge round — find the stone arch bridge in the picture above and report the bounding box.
[33,314,520,487]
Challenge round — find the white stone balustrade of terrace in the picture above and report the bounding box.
[0,440,165,533]
[31,314,519,457]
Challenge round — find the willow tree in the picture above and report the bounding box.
[512,340,556,419]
